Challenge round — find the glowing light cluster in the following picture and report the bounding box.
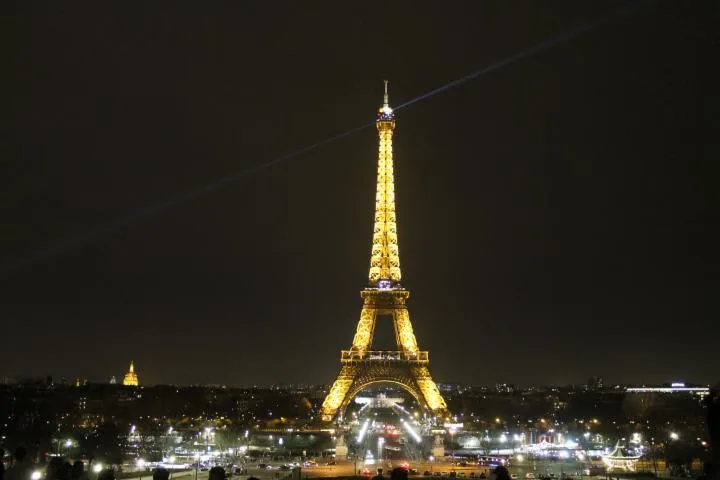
[123,360,139,386]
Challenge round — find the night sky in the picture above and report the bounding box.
[2,1,717,387]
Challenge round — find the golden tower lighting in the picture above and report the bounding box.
[320,82,449,422]
[122,360,139,386]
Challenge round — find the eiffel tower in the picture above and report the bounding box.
[320,82,449,423]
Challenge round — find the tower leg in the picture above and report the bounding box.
[393,307,419,354]
[320,365,357,422]
[411,366,449,420]
[351,304,377,352]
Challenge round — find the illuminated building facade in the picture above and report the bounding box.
[320,82,448,422]
[122,361,139,386]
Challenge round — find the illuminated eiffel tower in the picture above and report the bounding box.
[320,82,449,423]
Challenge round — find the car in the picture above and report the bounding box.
[279,465,290,471]
[525,474,535,479]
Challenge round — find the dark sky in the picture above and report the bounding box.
[1,1,717,387]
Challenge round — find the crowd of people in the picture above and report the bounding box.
[0,447,257,480]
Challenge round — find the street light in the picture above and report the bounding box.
[670,432,679,440]
[93,464,103,474]
[449,429,456,462]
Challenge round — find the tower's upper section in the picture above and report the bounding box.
[368,81,401,287]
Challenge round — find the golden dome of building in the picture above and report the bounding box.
[122,360,139,386]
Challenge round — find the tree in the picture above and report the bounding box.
[79,422,125,465]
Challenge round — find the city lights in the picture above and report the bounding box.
[670,432,679,440]
[93,464,103,473]
[31,472,42,480]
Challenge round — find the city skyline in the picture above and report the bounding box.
[2,2,716,386]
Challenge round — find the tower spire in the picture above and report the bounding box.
[369,81,400,287]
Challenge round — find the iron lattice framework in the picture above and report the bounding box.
[320,82,449,422]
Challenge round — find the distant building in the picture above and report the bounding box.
[122,361,139,386]
[109,376,117,384]
[496,383,515,393]
[586,377,603,391]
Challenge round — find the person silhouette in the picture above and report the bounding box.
[390,467,408,480]
[208,467,225,480]
[70,462,87,480]
[492,466,511,480]
[97,469,115,480]
[5,447,33,480]
[45,458,64,480]
[152,468,169,480]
